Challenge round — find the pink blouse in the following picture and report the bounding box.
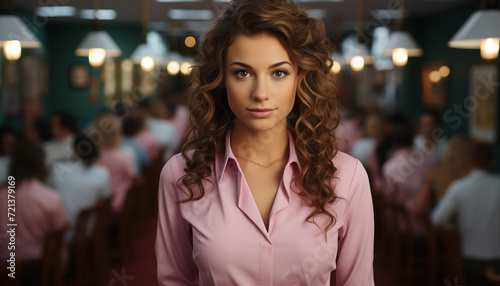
[156,130,374,286]
[0,179,68,260]
[96,148,135,212]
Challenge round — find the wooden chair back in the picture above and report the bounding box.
[40,223,69,286]
[437,224,466,285]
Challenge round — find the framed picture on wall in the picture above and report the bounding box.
[469,63,498,143]
[422,62,450,109]
[70,65,89,89]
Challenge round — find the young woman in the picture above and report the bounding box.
[93,112,135,213]
[156,0,374,285]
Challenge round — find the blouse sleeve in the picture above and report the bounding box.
[155,156,199,286]
[336,160,375,286]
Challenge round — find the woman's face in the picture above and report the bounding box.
[225,32,298,133]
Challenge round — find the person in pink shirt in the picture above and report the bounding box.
[93,112,135,213]
[382,122,434,210]
[335,108,366,154]
[155,0,374,285]
[0,139,68,261]
[132,110,162,161]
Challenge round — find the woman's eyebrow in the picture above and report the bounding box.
[229,61,252,68]
[268,61,292,69]
[229,61,292,69]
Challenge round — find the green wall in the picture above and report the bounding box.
[44,23,143,125]
[399,3,500,172]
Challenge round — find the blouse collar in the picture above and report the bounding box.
[215,129,301,186]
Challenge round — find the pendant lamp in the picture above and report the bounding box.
[0,6,41,61]
[382,0,423,66]
[75,0,121,67]
[131,0,162,71]
[448,4,500,60]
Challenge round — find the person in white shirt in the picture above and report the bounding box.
[413,109,448,164]
[44,111,78,166]
[147,101,180,161]
[432,141,500,284]
[48,131,111,242]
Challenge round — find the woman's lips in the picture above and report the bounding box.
[247,108,275,118]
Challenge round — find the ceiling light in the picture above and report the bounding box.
[331,61,342,74]
[449,10,500,60]
[75,31,121,66]
[0,15,41,48]
[80,9,117,20]
[3,40,21,60]
[168,9,213,20]
[167,61,180,76]
[0,15,41,61]
[180,62,192,75]
[382,31,423,66]
[185,36,196,48]
[35,6,76,17]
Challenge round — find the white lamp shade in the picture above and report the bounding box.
[75,31,121,57]
[342,36,373,64]
[0,15,41,48]
[448,10,500,48]
[131,43,162,62]
[382,31,423,56]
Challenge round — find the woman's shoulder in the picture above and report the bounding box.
[331,151,370,197]
[332,151,363,175]
[160,152,190,181]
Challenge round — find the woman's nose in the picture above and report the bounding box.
[251,78,269,101]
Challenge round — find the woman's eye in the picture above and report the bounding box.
[274,70,289,79]
[234,70,250,78]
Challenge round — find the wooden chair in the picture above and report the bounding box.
[93,197,112,283]
[143,147,166,215]
[0,224,68,286]
[40,223,70,286]
[389,200,438,286]
[437,224,466,285]
[371,189,390,264]
[72,198,111,286]
[109,186,137,262]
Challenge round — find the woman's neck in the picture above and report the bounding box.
[230,123,289,165]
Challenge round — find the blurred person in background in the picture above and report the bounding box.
[350,111,385,168]
[122,112,150,174]
[412,135,472,217]
[168,95,190,147]
[147,101,180,161]
[432,141,500,285]
[413,109,448,164]
[93,112,134,213]
[129,108,161,162]
[369,111,408,191]
[44,111,78,166]
[334,107,366,154]
[0,126,19,185]
[48,131,111,242]
[0,139,68,285]
[382,121,434,210]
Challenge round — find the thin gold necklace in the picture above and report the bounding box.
[234,154,287,168]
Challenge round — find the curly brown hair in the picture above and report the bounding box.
[181,0,340,234]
